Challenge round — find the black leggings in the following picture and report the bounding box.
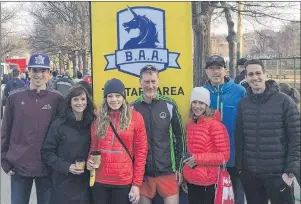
[187,183,215,204]
[91,183,131,204]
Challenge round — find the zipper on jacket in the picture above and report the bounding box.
[149,104,156,176]
[111,114,117,145]
[215,85,224,121]
[255,95,260,173]
[36,93,39,103]
[216,85,220,111]
[220,86,224,121]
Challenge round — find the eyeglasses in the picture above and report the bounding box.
[140,65,158,74]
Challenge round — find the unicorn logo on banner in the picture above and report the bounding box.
[104,6,181,77]
[123,6,159,49]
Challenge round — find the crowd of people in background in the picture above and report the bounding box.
[1,65,93,119]
[0,53,300,204]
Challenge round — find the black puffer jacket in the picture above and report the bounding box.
[235,80,300,176]
[41,112,94,204]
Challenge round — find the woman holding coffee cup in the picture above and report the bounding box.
[41,85,96,204]
[87,78,148,204]
[183,87,230,204]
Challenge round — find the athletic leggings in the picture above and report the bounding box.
[91,183,131,204]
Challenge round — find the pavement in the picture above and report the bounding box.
[1,170,37,204]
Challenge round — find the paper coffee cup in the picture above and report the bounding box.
[90,151,101,168]
[76,159,86,170]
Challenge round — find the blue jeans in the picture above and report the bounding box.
[11,173,52,204]
[227,167,245,204]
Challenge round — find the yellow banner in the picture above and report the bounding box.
[91,2,193,121]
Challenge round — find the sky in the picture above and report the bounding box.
[211,2,300,34]
[2,2,34,35]
[3,2,301,37]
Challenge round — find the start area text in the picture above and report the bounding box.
[101,86,185,96]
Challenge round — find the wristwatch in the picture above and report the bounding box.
[288,173,295,178]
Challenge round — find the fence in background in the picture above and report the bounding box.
[259,57,301,90]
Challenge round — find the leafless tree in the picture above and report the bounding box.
[244,22,300,59]
[192,2,220,85]
[274,22,300,57]
[27,2,90,75]
[0,2,27,58]
[192,1,300,83]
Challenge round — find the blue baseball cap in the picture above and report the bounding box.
[28,54,51,69]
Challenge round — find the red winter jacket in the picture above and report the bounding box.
[89,110,148,186]
[183,111,230,186]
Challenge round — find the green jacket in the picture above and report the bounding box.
[132,93,186,177]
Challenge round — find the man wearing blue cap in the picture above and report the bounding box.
[203,55,246,204]
[1,54,64,204]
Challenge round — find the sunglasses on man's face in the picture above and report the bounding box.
[31,68,48,73]
[140,65,158,74]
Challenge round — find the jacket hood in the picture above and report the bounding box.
[249,80,279,104]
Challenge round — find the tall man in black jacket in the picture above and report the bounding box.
[235,59,300,204]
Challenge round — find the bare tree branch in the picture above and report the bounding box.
[26,2,90,74]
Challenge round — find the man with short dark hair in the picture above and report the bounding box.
[74,71,83,83]
[234,58,248,84]
[1,54,64,204]
[235,59,300,204]
[4,69,25,99]
[203,55,246,204]
[235,58,250,90]
[132,65,185,204]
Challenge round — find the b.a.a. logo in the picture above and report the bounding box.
[104,6,181,77]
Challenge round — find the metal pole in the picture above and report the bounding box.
[198,2,204,85]
[200,26,204,86]
[293,57,296,88]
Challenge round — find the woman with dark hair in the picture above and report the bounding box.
[86,78,148,204]
[41,85,96,204]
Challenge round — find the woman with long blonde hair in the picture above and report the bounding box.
[87,78,148,204]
